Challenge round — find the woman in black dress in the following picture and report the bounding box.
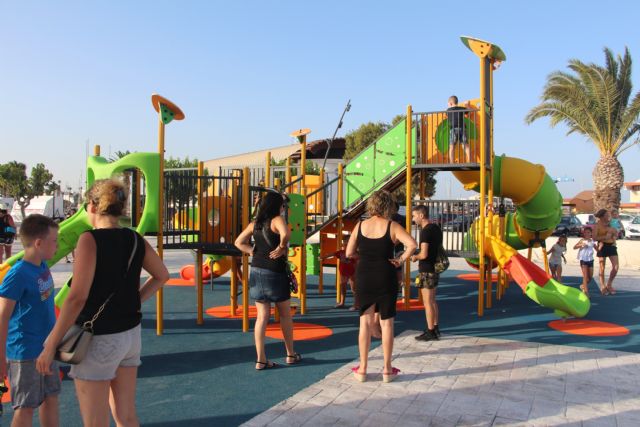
[346,190,416,382]
[235,191,301,370]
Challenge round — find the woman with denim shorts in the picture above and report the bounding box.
[37,178,169,426]
[235,191,301,370]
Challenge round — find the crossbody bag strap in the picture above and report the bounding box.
[84,229,139,328]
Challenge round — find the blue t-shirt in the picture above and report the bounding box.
[0,260,56,360]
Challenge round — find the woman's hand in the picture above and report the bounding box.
[36,345,56,375]
[269,246,287,259]
[389,258,403,268]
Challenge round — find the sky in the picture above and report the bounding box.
[1,1,639,201]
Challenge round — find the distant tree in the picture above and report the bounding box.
[165,156,199,170]
[393,171,437,203]
[390,114,405,126]
[343,122,390,162]
[0,162,56,218]
[525,47,640,212]
[164,156,206,210]
[343,114,437,201]
[109,150,132,162]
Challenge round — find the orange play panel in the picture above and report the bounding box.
[396,299,424,311]
[457,273,499,282]
[205,305,296,319]
[265,322,332,341]
[166,278,197,286]
[548,319,630,337]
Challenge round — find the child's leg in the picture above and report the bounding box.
[464,143,471,163]
[580,265,589,294]
[11,407,35,427]
[38,394,59,427]
[335,276,347,308]
[557,264,563,282]
[349,277,358,308]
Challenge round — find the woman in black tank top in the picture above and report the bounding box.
[36,179,169,426]
[235,191,301,370]
[346,190,416,383]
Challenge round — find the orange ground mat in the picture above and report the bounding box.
[548,319,630,337]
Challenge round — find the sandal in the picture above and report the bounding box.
[255,360,277,370]
[383,367,401,383]
[286,353,302,365]
[351,366,366,382]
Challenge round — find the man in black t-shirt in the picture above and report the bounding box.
[391,202,406,289]
[446,95,470,163]
[410,205,443,341]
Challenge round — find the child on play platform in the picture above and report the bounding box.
[0,214,60,426]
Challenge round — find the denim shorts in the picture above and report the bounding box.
[249,267,290,303]
[69,324,142,381]
[8,359,61,409]
[580,260,594,268]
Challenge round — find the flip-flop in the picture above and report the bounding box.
[351,366,366,382]
[286,353,302,365]
[255,360,277,370]
[383,367,401,383]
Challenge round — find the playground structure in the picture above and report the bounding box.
[0,36,591,340]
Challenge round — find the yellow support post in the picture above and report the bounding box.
[478,56,489,317]
[542,247,550,275]
[151,94,184,335]
[404,105,412,310]
[335,164,344,302]
[156,110,165,335]
[94,145,101,156]
[242,167,250,332]
[230,169,240,315]
[265,151,271,188]
[196,250,203,325]
[300,187,308,315]
[285,157,291,187]
[274,178,281,192]
[196,161,205,325]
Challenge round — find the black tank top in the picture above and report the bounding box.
[251,219,287,273]
[76,228,145,335]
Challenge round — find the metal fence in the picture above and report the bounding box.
[413,109,488,169]
[162,170,243,254]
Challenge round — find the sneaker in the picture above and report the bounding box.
[415,329,438,341]
[434,325,441,338]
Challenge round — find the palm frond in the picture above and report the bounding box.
[526,47,639,157]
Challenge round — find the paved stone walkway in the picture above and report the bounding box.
[242,332,640,427]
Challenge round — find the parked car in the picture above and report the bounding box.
[575,214,595,226]
[552,215,582,236]
[626,216,640,240]
[442,216,472,232]
[618,213,636,239]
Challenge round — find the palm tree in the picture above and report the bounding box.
[525,47,640,212]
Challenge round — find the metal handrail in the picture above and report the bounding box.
[281,176,303,192]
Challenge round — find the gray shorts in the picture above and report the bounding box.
[8,359,61,409]
[69,324,142,381]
